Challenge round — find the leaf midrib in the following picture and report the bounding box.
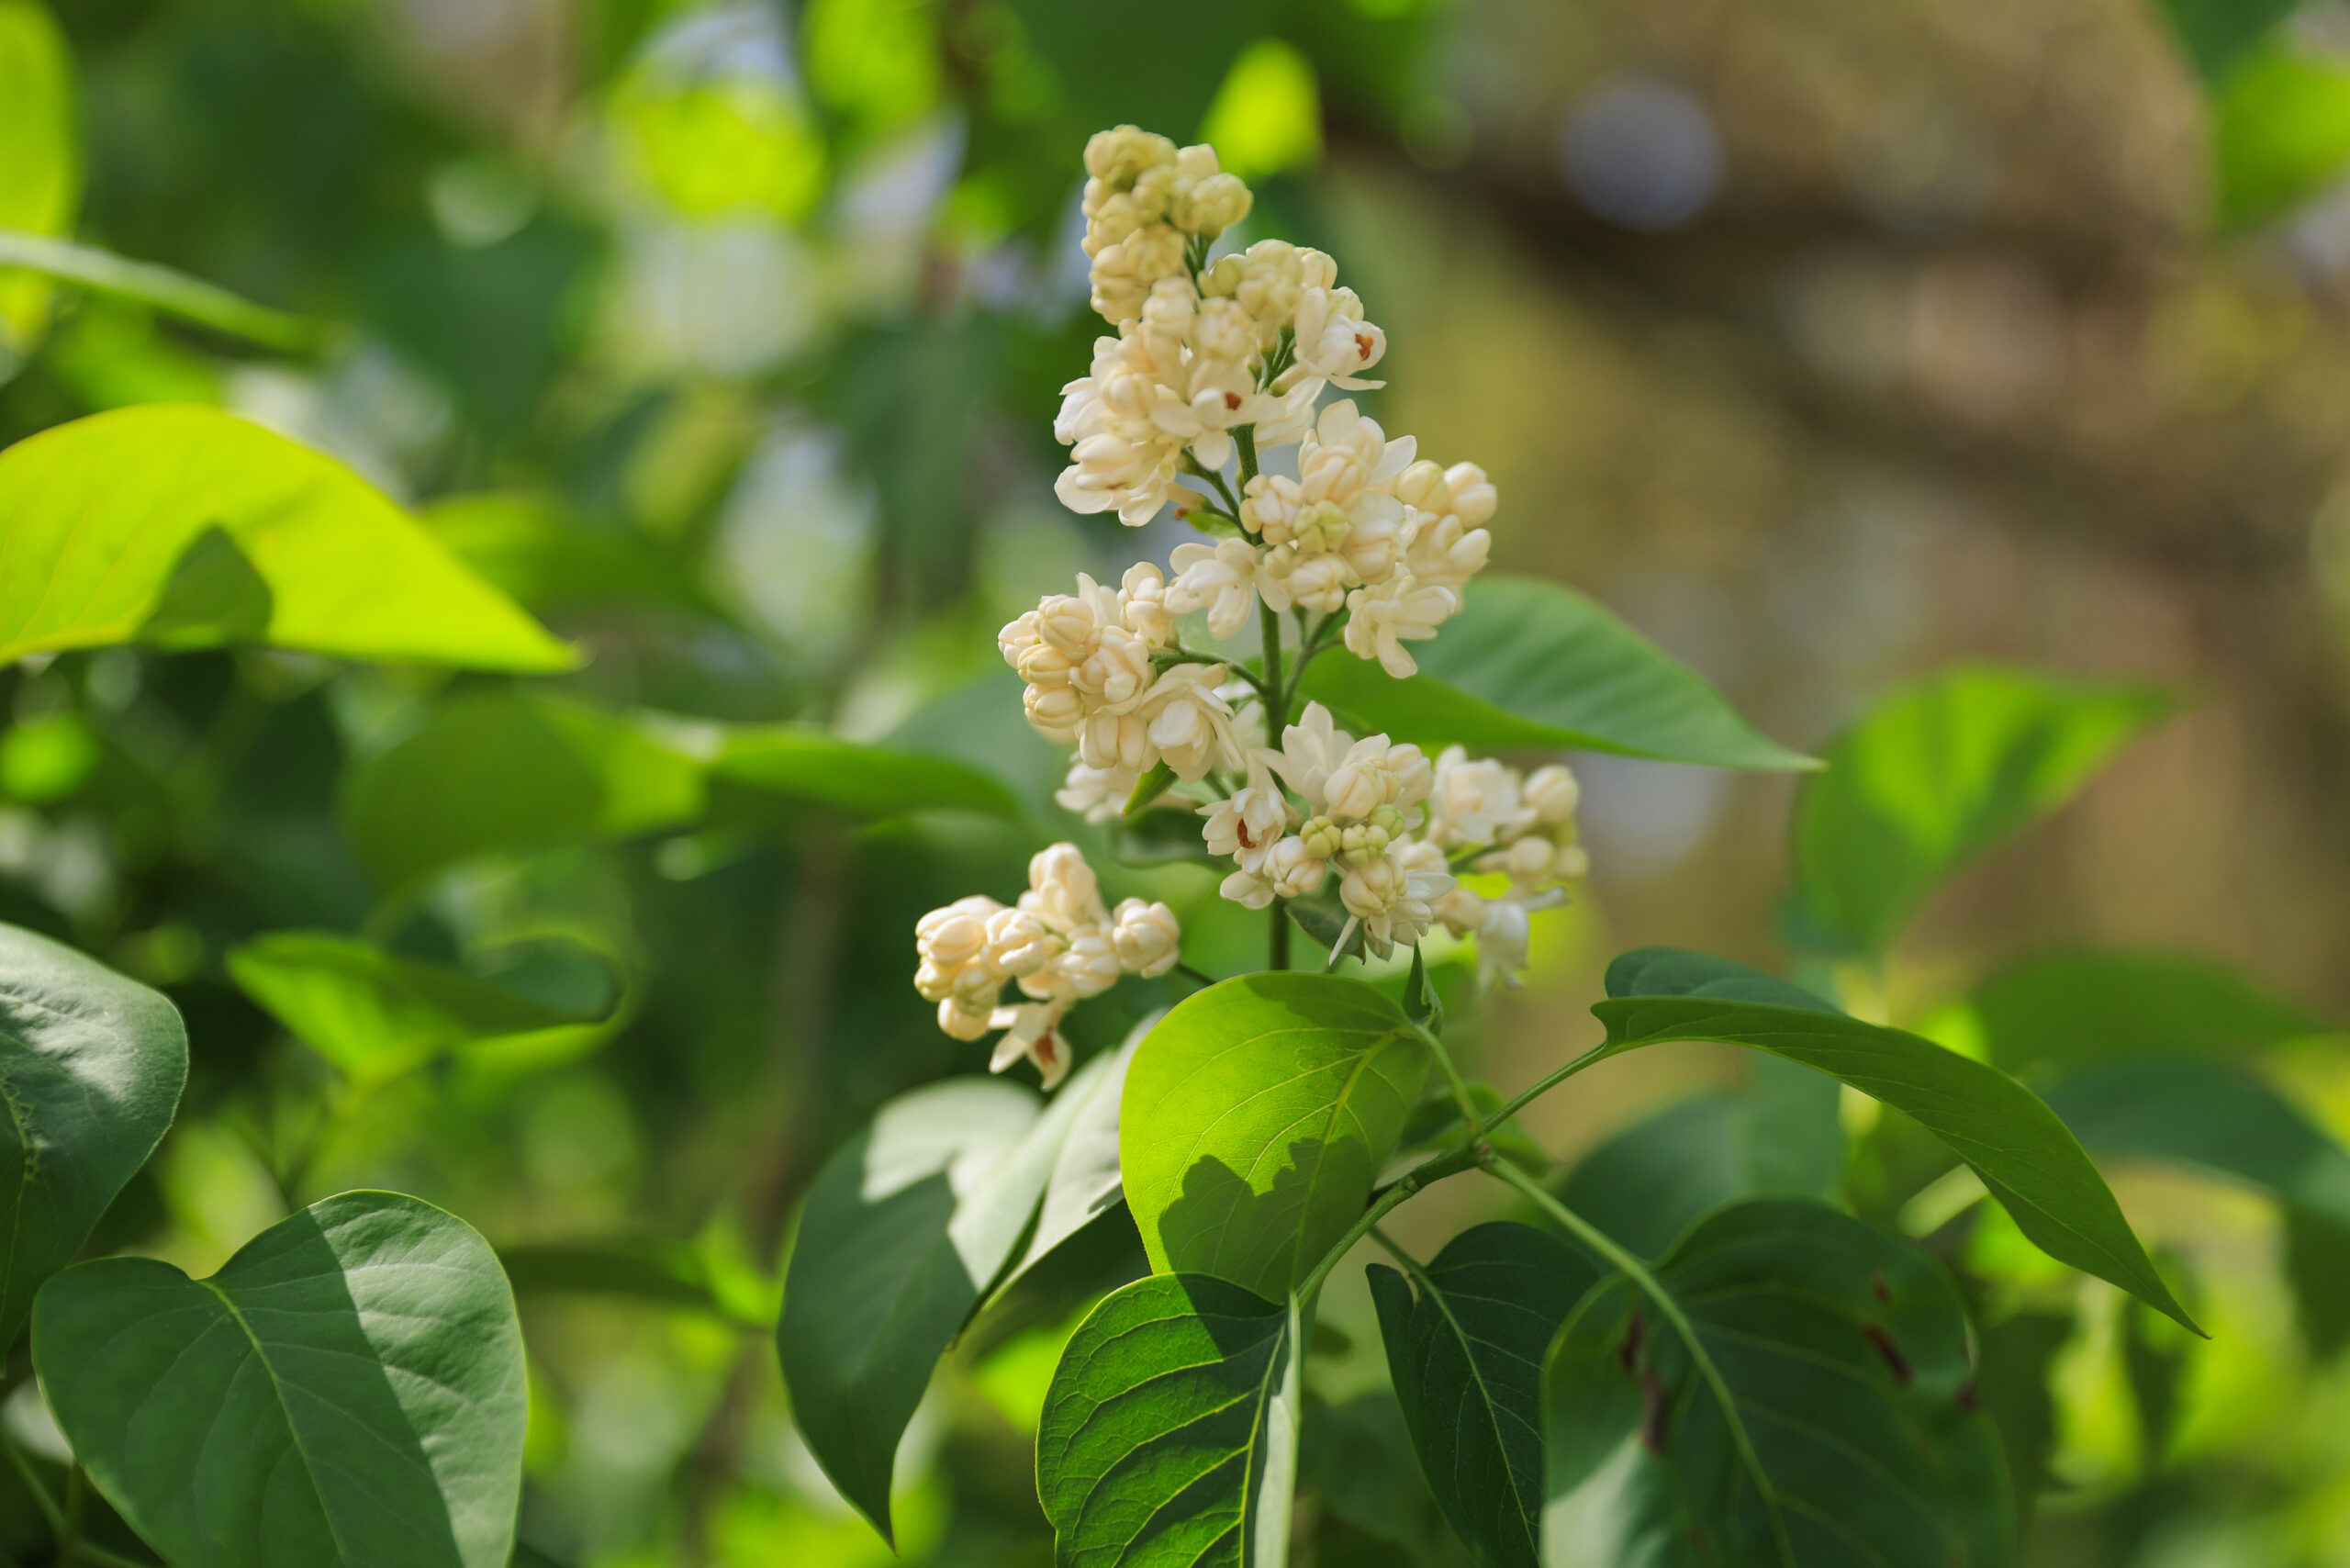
[196,1276,360,1565]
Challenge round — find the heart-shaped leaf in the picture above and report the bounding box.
[0,921,186,1344]
[1593,947,2199,1333]
[1370,1223,1599,1568]
[1784,667,2171,957]
[34,1190,529,1568]
[0,407,573,670]
[1300,575,1812,771]
[1037,1272,1301,1568]
[1543,1199,2012,1568]
[1122,973,1427,1300]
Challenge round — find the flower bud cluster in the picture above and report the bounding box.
[1081,127,1253,325]
[913,844,1181,1088]
[1422,745,1589,988]
[1001,566,1244,809]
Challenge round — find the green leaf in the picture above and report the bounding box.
[995,1026,1145,1296]
[1036,1272,1302,1568]
[1946,947,2330,1073]
[34,1190,528,1568]
[342,693,705,891]
[228,930,622,1087]
[2284,1210,2350,1360]
[498,1239,741,1321]
[2156,0,2298,83]
[1543,1200,2013,1568]
[1593,947,2200,1333]
[0,922,186,1344]
[1299,576,1812,771]
[421,490,713,615]
[0,407,575,670]
[710,725,1020,821]
[1392,1081,1550,1182]
[1369,1223,1599,1568]
[1558,1057,1842,1259]
[779,1072,1102,1543]
[0,229,329,353]
[2046,1058,2350,1227]
[1122,973,1428,1300]
[1785,666,2171,956]
[2214,43,2350,229]
[0,2,78,365]
[1298,1393,1449,1559]
[1110,805,1220,869]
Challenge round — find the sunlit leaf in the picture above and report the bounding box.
[1592,948,2199,1332]
[228,930,622,1087]
[1370,1223,1598,1568]
[35,1190,528,1568]
[1784,666,2171,956]
[0,0,78,366]
[0,407,576,670]
[0,923,186,1345]
[1122,973,1427,1301]
[2214,43,2350,230]
[1301,576,1812,771]
[341,693,705,892]
[1199,39,1322,179]
[1036,1272,1301,1568]
[1543,1200,2012,1568]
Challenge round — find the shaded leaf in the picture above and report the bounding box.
[1784,667,2171,956]
[421,491,714,615]
[1391,1081,1549,1183]
[1298,1392,1449,1559]
[1122,973,1427,1300]
[710,725,1019,821]
[1543,1200,2012,1568]
[1302,576,1811,772]
[229,930,621,1086]
[2284,1210,2350,1360]
[342,693,705,891]
[0,407,574,670]
[1972,1310,2073,1518]
[1370,1223,1599,1568]
[1592,947,2199,1332]
[35,1190,528,1568]
[1036,1272,1301,1568]
[2155,0,2298,83]
[0,923,187,1344]
[1949,947,2329,1073]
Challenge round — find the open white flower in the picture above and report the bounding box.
[1426,747,1538,848]
[1143,662,1241,780]
[1166,538,1269,640]
[1344,574,1460,678]
[1201,758,1291,872]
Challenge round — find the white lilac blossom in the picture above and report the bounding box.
[912,844,1181,1089]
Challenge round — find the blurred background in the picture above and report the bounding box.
[5,0,2350,1562]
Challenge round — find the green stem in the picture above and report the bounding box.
[1487,1042,1617,1130]
[1258,590,1289,972]
[0,228,332,353]
[1181,455,1242,518]
[1483,1157,1795,1566]
[1297,1172,1416,1302]
[1174,961,1221,990]
[1,1435,62,1535]
[1411,1012,1483,1142]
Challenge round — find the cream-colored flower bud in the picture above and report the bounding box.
[1193,297,1259,365]
[1077,709,1153,774]
[999,610,1042,666]
[1340,853,1405,918]
[1119,563,1177,646]
[1074,625,1155,711]
[985,904,1058,978]
[1385,744,1433,807]
[1391,459,1449,513]
[1086,125,1177,185]
[1368,802,1409,838]
[1279,551,1351,615]
[1220,865,1277,910]
[1293,499,1351,554]
[1443,463,1498,526]
[1047,928,1124,999]
[1145,665,1237,781]
[1525,764,1580,826]
[1017,639,1079,687]
[1240,474,1301,541]
[1434,885,1485,939]
[1478,835,1558,886]
[1035,594,1095,658]
[939,998,995,1041]
[1174,142,1222,182]
[1029,843,1107,928]
[914,894,1000,971]
[1297,248,1338,290]
[1112,897,1182,977]
[1298,815,1343,860]
[1340,821,1392,868]
[1178,172,1252,234]
[1265,835,1329,899]
[1024,681,1084,741]
[1555,843,1592,881]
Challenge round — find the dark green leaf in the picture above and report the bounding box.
[1784,667,2171,956]
[2284,1210,2350,1360]
[1299,576,1812,771]
[1392,1082,1549,1182]
[2215,43,2350,229]
[1370,1223,1598,1568]
[342,693,705,891]
[1122,973,1427,1300]
[1593,947,2199,1332]
[2155,0,2298,83]
[1952,947,2329,1072]
[1973,1310,2072,1518]
[1036,1272,1301,1568]
[0,922,186,1344]
[422,490,715,616]
[35,1190,528,1568]
[1559,1057,1842,1260]
[229,930,620,1086]
[498,1239,732,1318]
[710,725,1021,821]
[0,407,574,670]
[778,1076,1042,1543]
[1110,805,1219,868]
[1543,1200,2012,1568]
[1299,1393,1448,1558]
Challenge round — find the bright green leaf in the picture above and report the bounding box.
[0,0,78,366]
[0,922,186,1345]
[1785,666,2171,956]
[1300,576,1812,772]
[1543,1200,2012,1568]
[2215,43,2350,229]
[229,930,622,1087]
[1036,1272,1301,1568]
[711,726,1021,821]
[34,1190,528,1568]
[1122,973,1428,1300]
[780,1072,1104,1544]
[1370,1223,1598,1568]
[1198,39,1322,179]
[1949,947,2330,1072]
[0,707,98,802]
[341,693,705,891]
[1592,947,2199,1333]
[0,407,576,670]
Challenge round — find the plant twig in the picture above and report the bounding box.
[0,227,333,353]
